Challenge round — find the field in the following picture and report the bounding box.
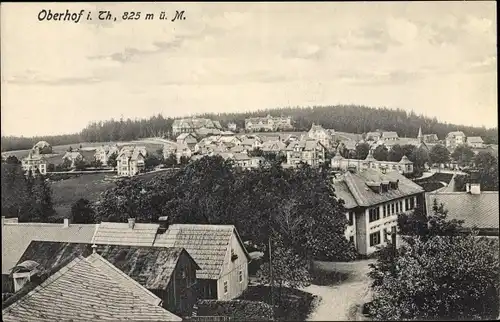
[1,138,172,160]
[50,173,117,218]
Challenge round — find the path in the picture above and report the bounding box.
[304,260,375,321]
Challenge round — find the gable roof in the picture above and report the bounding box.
[333,168,424,208]
[467,136,484,143]
[2,222,96,275]
[91,222,160,247]
[446,131,466,138]
[425,191,499,230]
[17,241,200,291]
[153,224,250,280]
[2,253,181,321]
[382,131,399,139]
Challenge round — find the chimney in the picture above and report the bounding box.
[63,218,71,228]
[91,244,98,254]
[128,218,136,229]
[158,216,169,234]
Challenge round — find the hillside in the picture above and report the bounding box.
[2,105,497,152]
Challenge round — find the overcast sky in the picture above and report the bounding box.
[1,2,497,137]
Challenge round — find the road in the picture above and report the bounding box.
[304,260,375,321]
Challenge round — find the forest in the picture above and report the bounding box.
[2,105,497,152]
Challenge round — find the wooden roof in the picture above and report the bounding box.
[2,253,181,321]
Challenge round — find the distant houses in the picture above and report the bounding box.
[331,150,414,174]
[172,118,222,136]
[466,136,485,148]
[245,115,293,132]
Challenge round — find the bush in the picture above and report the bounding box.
[195,299,273,321]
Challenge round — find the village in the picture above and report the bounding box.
[2,114,499,321]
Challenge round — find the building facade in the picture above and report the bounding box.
[244,115,293,132]
[467,136,484,148]
[333,169,425,255]
[116,146,146,176]
[172,118,222,136]
[21,152,48,175]
[307,124,333,149]
[331,150,414,175]
[445,131,466,149]
[285,139,326,167]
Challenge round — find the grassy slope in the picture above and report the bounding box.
[50,173,116,219]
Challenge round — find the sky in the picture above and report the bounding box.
[1,2,497,137]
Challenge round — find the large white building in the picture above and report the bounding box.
[244,115,293,132]
[333,168,425,255]
[116,146,147,176]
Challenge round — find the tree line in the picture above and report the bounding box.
[2,105,497,152]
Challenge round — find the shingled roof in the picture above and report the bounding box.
[16,241,200,291]
[2,221,97,275]
[425,191,499,230]
[91,222,160,246]
[332,168,424,208]
[153,224,250,280]
[2,253,181,321]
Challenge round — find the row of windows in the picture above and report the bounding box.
[369,197,417,223]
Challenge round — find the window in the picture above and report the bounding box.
[224,281,228,294]
[410,198,415,210]
[391,203,395,214]
[399,201,403,212]
[383,205,387,218]
[405,198,409,210]
[369,208,380,222]
[396,202,399,213]
[369,231,381,247]
[238,270,243,283]
[383,228,388,242]
[348,212,354,226]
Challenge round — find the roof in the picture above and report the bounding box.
[382,132,399,138]
[17,241,200,290]
[467,136,484,143]
[92,222,160,246]
[447,131,466,138]
[176,133,196,141]
[2,222,97,275]
[153,224,250,280]
[33,141,51,148]
[333,168,424,208]
[286,139,324,151]
[2,253,181,322]
[425,191,499,230]
[63,151,82,159]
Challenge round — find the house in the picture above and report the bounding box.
[176,143,193,163]
[445,131,467,149]
[176,133,198,150]
[381,132,399,142]
[21,151,48,175]
[116,147,146,176]
[307,124,333,149]
[154,224,251,301]
[331,150,414,174]
[228,122,237,131]
[424,174,499,236]
[62,151,84,167]
[241,137,263,150]
[94,144,120,165]
[2,253,182,321]
[163,144,178,159]
[245,115,293,132]
[1,217,96,292]
[91,220,251,301]
[285,139,326,167]
[15,241,201,316]
[467,136,484,148]
[422,133,439,143]
[261,140,287,154]
[232,154,264,170]
[195,127,222,137]
[332,168,425,255]
[365,132,381,142]
[172,118,222,136]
